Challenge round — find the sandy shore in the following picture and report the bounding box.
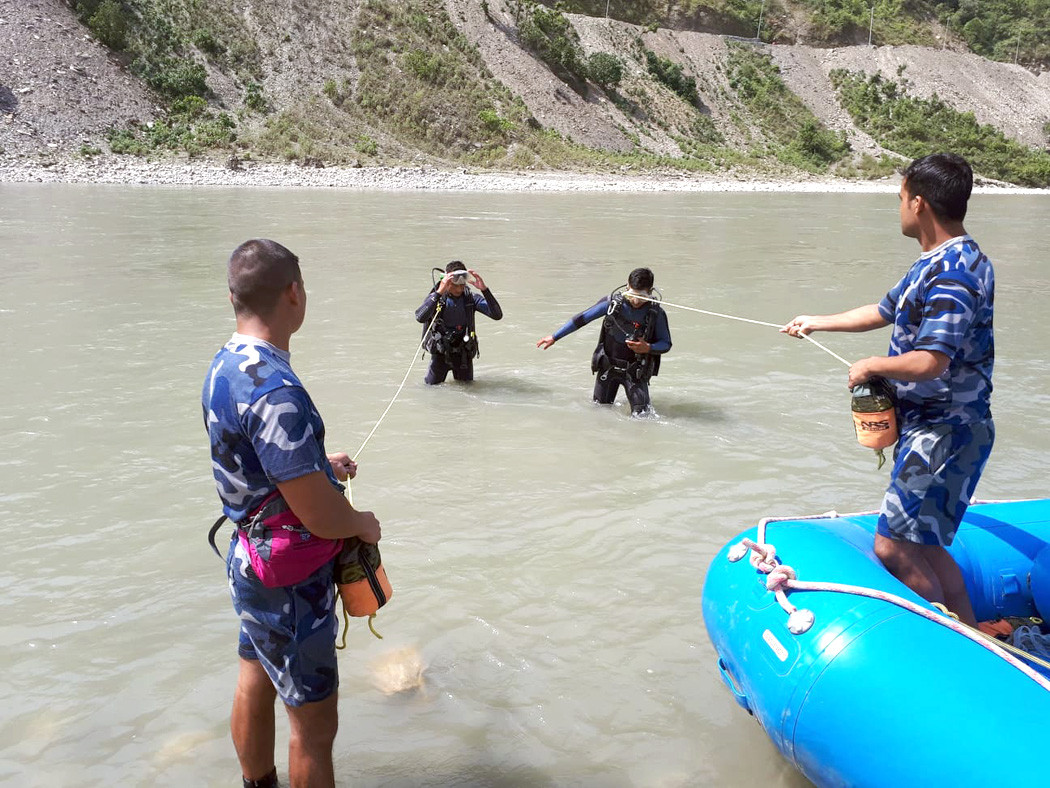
[1,156,1047,194]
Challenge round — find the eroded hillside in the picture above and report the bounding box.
[2,0,1048,183]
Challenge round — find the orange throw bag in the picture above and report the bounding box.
[335,537,392,618]
[851,405,898,450]
[850,378,899,468]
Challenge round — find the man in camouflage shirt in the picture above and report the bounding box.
[204,239,381,788]
[783,153,993,627]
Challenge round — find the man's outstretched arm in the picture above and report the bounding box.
[782,304,888,336]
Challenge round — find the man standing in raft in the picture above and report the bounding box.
[537,267,671,416]
[783,153,994,628]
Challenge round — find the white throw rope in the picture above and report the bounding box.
[354,308,441,463]
[350,291,853,493]
[632,293,853,369]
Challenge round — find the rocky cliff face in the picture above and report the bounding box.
[2,0,1048,169]
[1,0,158,156]
[450,1,1050,159]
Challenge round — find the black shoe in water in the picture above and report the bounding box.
[242,767,278,788]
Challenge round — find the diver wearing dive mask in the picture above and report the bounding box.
[415,260,503,384]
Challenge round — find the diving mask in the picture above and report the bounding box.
[447,270,470,284]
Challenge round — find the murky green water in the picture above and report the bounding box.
[1,184,1046,786]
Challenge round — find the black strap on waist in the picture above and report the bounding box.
[208,515,228,558]
[207,494,291,559]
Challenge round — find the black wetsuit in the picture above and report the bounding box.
[415,286,503,384]
[553,296,672,414]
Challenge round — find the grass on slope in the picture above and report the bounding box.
[725,42,851,172]
[553,0,1050,66]
[832,69,1050,186]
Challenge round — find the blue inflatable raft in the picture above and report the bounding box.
[702,499,1050,788]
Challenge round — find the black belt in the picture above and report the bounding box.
[207,495,290,558]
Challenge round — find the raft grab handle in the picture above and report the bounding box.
[717,658,752,714]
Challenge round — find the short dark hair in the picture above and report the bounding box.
[902,153,973,222]
[628,267,654,291]
[228,239,301,317]
[446,260,467,273]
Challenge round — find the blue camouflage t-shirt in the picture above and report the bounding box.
[203,333,342,523]
[877,235,994,431]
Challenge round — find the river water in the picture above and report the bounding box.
[2,184,1047,787]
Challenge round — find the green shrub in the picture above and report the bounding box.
[790,119,849,166]
[691,113,724,146]
[479,108,515,132]
[587,52,623,90]
[171,95,208,120]
[244,82,268,112]
[849,153,901,179]
[74,0,104,17]
[644,50,698,105]
[832,69,1050,187]
[105,100,235,157]
[193,113,237,148]
[518,2,588,84]
[107,128,147,155]
[803,0,869,41]
[143,59,209,99]
[402,50,454,84]
[87,0,128,50]
[192,29,225,56]
[355,135,379,156]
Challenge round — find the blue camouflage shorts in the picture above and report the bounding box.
[226,536,339,706]
[877,419,994,546]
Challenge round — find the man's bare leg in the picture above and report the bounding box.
[925,544,978,627]
[232,658,277,782]
[874,533,945,604]
[285,691,339,788]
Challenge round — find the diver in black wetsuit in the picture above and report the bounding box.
[415,260,503,384]
[537,267,671,415]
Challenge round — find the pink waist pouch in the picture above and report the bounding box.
[237,493,341,588]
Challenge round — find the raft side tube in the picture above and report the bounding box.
[702,501,1050,788]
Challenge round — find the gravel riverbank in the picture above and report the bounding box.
[2,155,1047,194]
[0,155,1035,194]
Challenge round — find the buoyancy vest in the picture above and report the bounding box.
[592,295,663,382]
[422,287,479,364]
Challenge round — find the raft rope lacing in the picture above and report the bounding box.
[728,505,1050,691]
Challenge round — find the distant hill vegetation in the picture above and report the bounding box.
[46,0,1050,186]
[557,0,1049,65]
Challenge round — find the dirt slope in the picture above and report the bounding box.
[0,0,157,156]
[3,0,1049,165]
[445,0,638,153]
[779,44,1050,148]
[446,1,1050,160]
[765,45,884,157]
